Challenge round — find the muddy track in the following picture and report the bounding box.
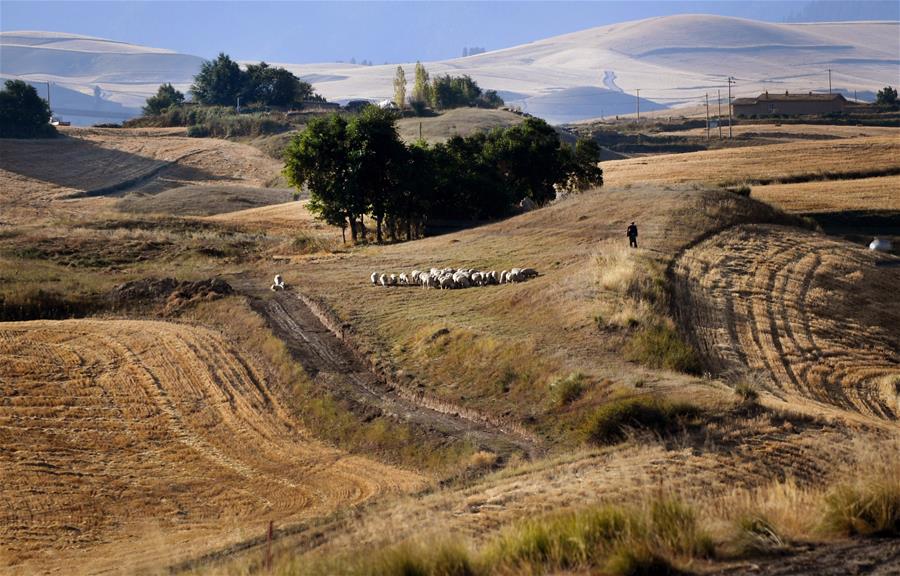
[713,537,900,575]
[232,278,540,460]
[673,224,900,420]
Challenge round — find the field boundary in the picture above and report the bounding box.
[65,149,206,198]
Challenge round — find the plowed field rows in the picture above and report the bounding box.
[674,224,900,419]
[0,319,423,574]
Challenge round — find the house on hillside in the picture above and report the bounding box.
[733,92,849,117]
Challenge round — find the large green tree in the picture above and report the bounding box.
[283,114,364,243]
[0,80,55,138]
[347,106,406,243]
[191,53,243,105]
[142,83,185,115]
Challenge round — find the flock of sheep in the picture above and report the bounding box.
[370,267,538,289]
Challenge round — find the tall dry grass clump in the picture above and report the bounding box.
[821,453,900,537]
[591,242,700,374]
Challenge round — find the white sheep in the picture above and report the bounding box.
[439,276,455,290]
[399,273,410,285]
[379,274,388,287]
[499,270,508,284]
[271,274,285,291]
[370,272,380,285]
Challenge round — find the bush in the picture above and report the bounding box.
[551,372,587,407]
[734,382,759,405]
[583,396,702,445]
[625,323,701,374]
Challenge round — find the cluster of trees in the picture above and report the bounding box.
[0,80,56,138]
[191,54,320,107]
[397,62,504,113]
[143,53,323,116]
[876,85,897,108]
[283,109,602,244]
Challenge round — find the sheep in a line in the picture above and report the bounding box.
[369,266,538,290]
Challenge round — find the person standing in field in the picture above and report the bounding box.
[627,221,638,248]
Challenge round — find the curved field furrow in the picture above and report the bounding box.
[675,224,900,419]
[0,319,423,575]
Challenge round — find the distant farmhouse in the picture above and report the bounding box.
[733,92,849,117]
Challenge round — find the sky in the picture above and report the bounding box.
[2,1,898,63]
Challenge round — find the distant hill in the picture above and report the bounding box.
[0,31,202,125]
[2,16,897,125]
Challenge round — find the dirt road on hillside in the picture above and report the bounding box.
[232,278,540,459]
[673,224,900,420]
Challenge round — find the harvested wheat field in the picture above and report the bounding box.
[655,122,900,141]
[751,175,900,214]
[602,136,900,187]
[0,319,423,575]
[0,127,282,222]
[674,224,900,420]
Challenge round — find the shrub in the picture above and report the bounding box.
[822,471,900,536]
[734,382,759,405]
[625,323,701,374]
[583,396,702,445]
[551,372,587,407]
[733,515,786,556]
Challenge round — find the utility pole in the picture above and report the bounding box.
[717,89,723,139]
[727,76,735,139]
[828,69,832,94]
[236,96,241,113]
[635,88,640,122]
[705,93,710,141]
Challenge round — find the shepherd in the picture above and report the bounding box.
[627,221,638,248]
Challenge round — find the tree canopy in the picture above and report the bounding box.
[143,83,185,115]
[284,113,602,243]
[190,53,319,107]
[876,85,898,108]
[0,80,56,138]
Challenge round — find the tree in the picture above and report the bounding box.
[560,138,603,193]
[283,114,363,243]
[483,117,567,205]
[0,80,55,138]
[393,66,407,111]
[191,53,243,105]
[142,83,185,116]
[347,106,406,243]
[412,61,431,107]
[242,62,316,106]
[876,85,898,108]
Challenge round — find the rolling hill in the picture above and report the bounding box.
[2,15,897,124]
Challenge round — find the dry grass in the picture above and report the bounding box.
[654,123,900,141]
[602,136,900,187]
[751,175,900,214]
[395,108,524,144]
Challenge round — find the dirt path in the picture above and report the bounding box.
[231,277,540,460]
[711,538,900,575]
[673,224,900,420]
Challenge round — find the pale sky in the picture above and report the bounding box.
[2,1,898,63]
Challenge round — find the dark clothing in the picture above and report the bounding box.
[627,224,638,248]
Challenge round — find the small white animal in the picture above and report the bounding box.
[271,274,285,291]
[371,272,380,285]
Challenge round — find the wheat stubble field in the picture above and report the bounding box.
[1,121,899,575]
[0,320,423,574]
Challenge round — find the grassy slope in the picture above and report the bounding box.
[395,108,524,144]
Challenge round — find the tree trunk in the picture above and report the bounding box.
[375,215,383,243]
[348,218,357,244]
[406,218,412,241]
[359,216,367,243]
